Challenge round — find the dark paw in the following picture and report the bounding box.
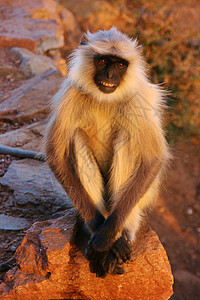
[89,254,126,278]
[85,233,132,278]
[86,247,121,278]
[111,234,132,263]
[88,250,115,278]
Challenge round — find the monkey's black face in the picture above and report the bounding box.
[94,55,129,94]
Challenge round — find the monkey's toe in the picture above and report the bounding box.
[112,264,125,275]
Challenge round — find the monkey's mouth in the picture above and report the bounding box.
[96,81,118,93]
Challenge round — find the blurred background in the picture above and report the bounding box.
[0,0,199,299]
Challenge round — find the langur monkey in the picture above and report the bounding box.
[45,27,170,278]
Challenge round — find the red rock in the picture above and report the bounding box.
[60,0,134,33]
[0,69,62,122]
[59,6,83,50]
[0,209,173,300]
[0,159,72,214]
[0,120,46,151]
[52,55,67,76]
[0,0,64,54]
[11,47,58,77]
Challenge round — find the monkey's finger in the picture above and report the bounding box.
[111,243,127,262]
[104,252,118,274]
[96,265,108,278]
[116,237,132,259]
[113,238,128,261]
[119,235,132,251]
[90,250,114,277]
[89,256,102,274]
[111,238,132,262]
[94,257,108,278]
[121,241,132,261]
[112,264,125,275]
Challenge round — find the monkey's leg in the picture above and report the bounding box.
[47,127,106,229]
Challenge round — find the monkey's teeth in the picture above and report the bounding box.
[100,81,116,87]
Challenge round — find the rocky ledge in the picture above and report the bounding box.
[0,208,173,300]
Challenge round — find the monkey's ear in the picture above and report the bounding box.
[80,33,89,45]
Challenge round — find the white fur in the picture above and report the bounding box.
[124,204,142,241]
[74,130,106,216]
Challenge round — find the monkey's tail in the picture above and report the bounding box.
[0,144,45,162]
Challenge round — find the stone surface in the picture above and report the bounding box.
[0,214,31,230]
[52,55,67,75]
[0,69,62,122]
[0,48,26,81]
[0,120,46,151]
[11,48,57,78]
[0,0,64,54]
[0,213,173,300]
[0,159,72,214]
[60,0,132,32]
[59,6,82,50]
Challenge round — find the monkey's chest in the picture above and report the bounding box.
[85,122,114,176]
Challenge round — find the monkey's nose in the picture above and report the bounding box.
[107,67,114,79]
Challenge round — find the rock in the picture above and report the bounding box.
[60,0,132,32]
[171,2,200,37]
[0,0,64,54]
[0,69,62,122]
[0,159,72,215]
[0,213,173,300]
[0,264,10,273]
[11,48,57,78]
[58,6,83,50]
[0,120,46,151]
[0,214,31,230]
[0,48,26,81]
[10,246,17,253]
[17,0,59,22]
[52,55,67,76]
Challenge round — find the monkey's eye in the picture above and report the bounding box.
[98,58,106,65]
[117,62,124,69]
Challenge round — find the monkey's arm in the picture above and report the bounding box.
[46,127,106,232]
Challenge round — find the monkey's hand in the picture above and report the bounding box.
[85,233,131,278]
[86,232,132,264]
[88,248,125,278]
[111,233,132,263]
